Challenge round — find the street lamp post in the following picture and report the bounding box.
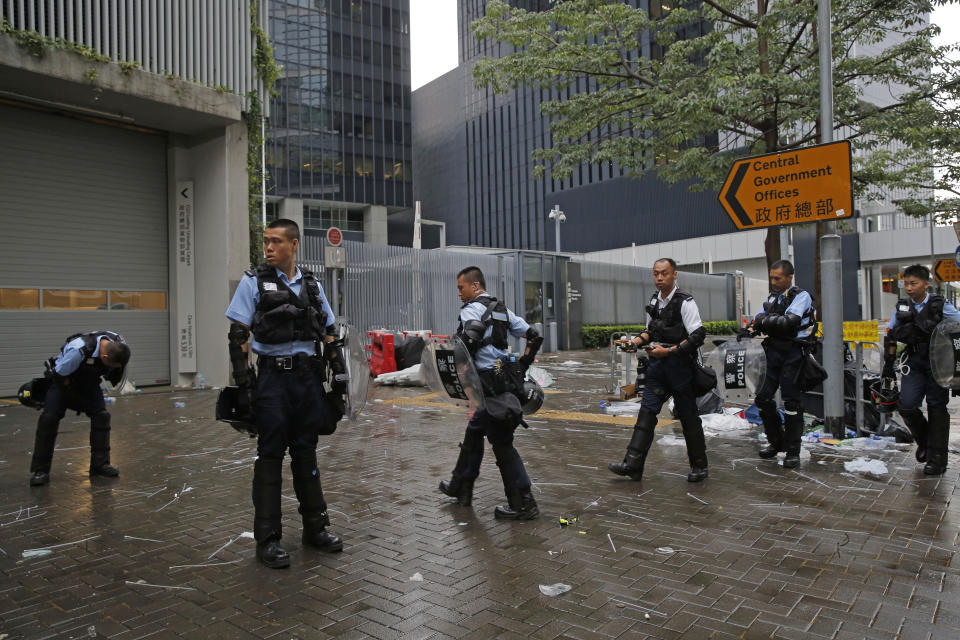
[548,204,566,254]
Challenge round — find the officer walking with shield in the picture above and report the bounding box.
[226,218,347,568]
[742,260,815,468]
[28,331,130,486]
[437,266,544,520]
[608,258,709,483]
[883,264,960,475]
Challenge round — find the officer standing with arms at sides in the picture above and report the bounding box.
[883,264,960,475]
[742,260,815,468]
[438,266,544,520]
[29,331,130,486]
[609,258,709,483]
[226,218,346,568]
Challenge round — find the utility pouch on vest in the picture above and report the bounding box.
[255,303,302,342]
[484,392,523,429]
[795,354,828,392]
[692,362,718,396]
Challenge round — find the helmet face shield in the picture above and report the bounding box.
[869,379,898,412]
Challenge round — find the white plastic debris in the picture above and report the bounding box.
[844,457,889,476]
[21,549,52,559]
[658,435,686,446]
[656,546,676,554]
[374,364,426,386]
[559,360,582,367]
[601,401,642,416]
[699,413,751,431]
[539,583,572,597]
[526,366,553,388]
[409,572,424,582]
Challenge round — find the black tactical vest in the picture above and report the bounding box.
[762,286,816,329]
[645,290,693,345]
[248,264,327,348]
[890,294,944,347]
[54,331,126,384]
[457,295,510,350]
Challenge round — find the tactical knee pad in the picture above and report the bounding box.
[782,401,803,417]
[755,396,777,413]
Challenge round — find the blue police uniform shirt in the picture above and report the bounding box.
[754,288,815,338]
[460,296,530,371]
[55,335,109,376]
[886,293,960,330]
[225,266,336,356]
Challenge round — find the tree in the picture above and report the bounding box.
[471,0,960,271]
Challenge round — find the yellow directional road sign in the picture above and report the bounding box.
[719,141,854,230]
[934,259,960,283]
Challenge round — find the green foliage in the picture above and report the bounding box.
[84,67,98,82]
[2,19,110,62]
[581,322,739,349]
[118,60,141,75]
[472,0,960,221]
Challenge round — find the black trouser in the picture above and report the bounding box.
[30,375,110,474]
[450,408,532,492]
[755,344,805,454]
[639,355,706,468]
[897,350,950,466]
[252,362,333,542]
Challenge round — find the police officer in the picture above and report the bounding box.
[29,331,130,486]
[883,264,960,475]
[744,260,815,468]
[226,218,346,568]
[438,266,543,520]
[609,258,709,482]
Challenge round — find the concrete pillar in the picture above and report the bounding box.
[364,204,388,244]
[168,121,249,389]
[279,197,304,230]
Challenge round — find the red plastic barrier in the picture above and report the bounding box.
[365,330,397,376]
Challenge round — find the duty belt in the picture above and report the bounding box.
[257,353,320,371]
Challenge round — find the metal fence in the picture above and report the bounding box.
[576,261,734,324]
[301,237,518,338]
[1,0,260,99]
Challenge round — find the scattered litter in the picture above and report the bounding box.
[533,483,578,486]
[578,531,587,535]
[755,466,780,477]
[21,549,52,559]
[208,535,243,559]
[547,549,563,556]
[170,560,241,570]
[539,583,572,597]
[617,509,651,521]
[22,534,100,558]
[240,532,254,539]
[660,471,687,477]
[609,598,665,616]
[558,516,579,526]
[374,398,384,402]
[699,413,751,431]
[584,497,601,510]
[601,401,641,416]
[656,546,676,554]
[645,613,651,620]
[607,534,617,553]
[457,522,468,526]
[124,535,163,543]
[686,492,709,505]
[567,464,598,470]
[527,366,553,388]
[409,572,424,582]
[173,402,185,408]
[844,457,889,476]
[375,364,426,386]
[792,470,834,489]
[658,435,686,446]
[125,580,196,591]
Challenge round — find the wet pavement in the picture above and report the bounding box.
[1,349,959,639]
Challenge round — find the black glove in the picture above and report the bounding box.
[736,327,752,342]
[330,356,347,396]
[881,358,895,380]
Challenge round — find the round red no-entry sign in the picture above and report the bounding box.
[327,227,343,246]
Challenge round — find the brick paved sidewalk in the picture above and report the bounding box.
[0,353,958,639]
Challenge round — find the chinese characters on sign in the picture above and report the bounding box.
[176,181,197,372]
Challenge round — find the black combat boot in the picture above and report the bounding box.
[782,405,804,469]
[291,452,343,553]
[899,408,929,463]
[676,400,708,483]
[494,488,539,520]
[608,410,656,480]
[253,457,289,568]
[687,454,709,483]
[89,413,119,477]
[757,399,783,459]
[29,413,60,486]
[923,407,950,476]
[439,434,483,506]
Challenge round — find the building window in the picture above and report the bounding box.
[0,288,40,309]
[0,289,167,311]
[110,291,168,310]
[303,205,364,232]
[43,290,108,310]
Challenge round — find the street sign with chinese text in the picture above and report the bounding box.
[934,259,960,283]
[718,141,854,230]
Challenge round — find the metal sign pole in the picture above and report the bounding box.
[818,0,844,438]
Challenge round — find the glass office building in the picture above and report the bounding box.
[266,0,412,240]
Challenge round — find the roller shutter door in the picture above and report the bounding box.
[0,103,169,395]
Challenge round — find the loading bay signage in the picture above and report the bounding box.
[718,141,854,230]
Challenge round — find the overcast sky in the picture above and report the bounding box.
[410,1,960,90]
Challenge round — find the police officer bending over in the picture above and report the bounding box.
[609,258,709,483]
[883,264,960,475]
[226,218,346,568]
[438,266,544,520]
[29,331,130,486]
[743,260,815,468]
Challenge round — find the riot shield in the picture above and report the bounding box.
[706,339,767,405]
[929,319,960,389]
[336,323,370,421]
[215,386,257,437]
[420,336,486,410]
